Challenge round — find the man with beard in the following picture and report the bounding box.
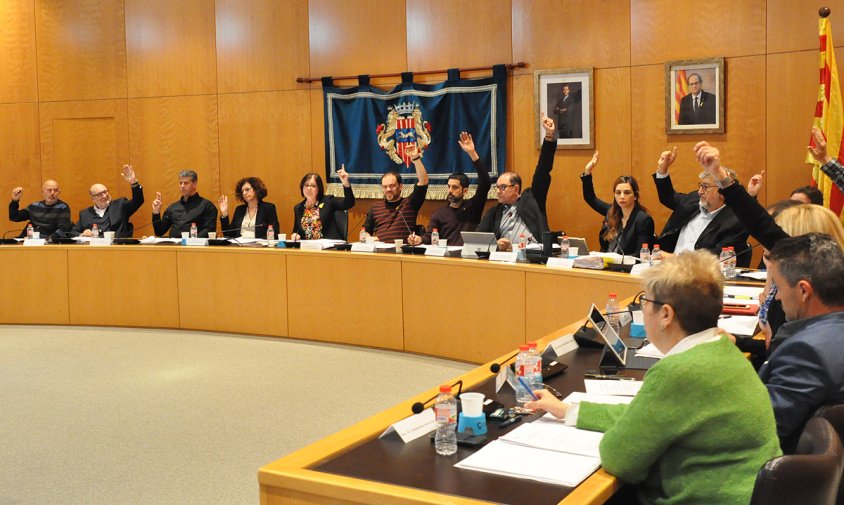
[71,165,144,238]
[362,144,429,243]
[406,132,491,246]
[650,146,749,261]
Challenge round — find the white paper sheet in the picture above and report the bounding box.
[583,379,643,396]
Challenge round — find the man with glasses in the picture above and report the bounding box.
[406,132,490,246]
[9,179,73,238]
[362,144,429,243]
[651,146,749,260]
[477,114,557,251]
[678,73,716,125]
[71,165,144,238]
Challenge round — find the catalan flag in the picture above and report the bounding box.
[674,70,688,124]
[807,15,844,215]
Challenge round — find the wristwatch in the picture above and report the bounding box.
[715,172,736,189]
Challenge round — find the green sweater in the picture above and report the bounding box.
[578,335,781,505]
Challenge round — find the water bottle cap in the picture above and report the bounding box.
[433,228,438,232]
[722,247,729,251]
[192,222,196,226]
[609,292,617,297]
[642,243,648,248]
[439,385,452,393]
[528,342,538,349]
[519,344,529,351]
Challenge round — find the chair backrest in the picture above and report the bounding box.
[750,417,844,505]
[334,210,348,241]
[816,404,844,505]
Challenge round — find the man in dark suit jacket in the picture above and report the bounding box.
[651,147,749,263]
[759,234,844,453]
[71,165,144,238]
[478,114,556,251]
[678,73,716,125]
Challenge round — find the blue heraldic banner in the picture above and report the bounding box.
[322,65,506,199]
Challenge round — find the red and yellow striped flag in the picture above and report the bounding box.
[807,15,844,215]
[674,70,688,124]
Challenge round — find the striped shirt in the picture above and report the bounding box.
[821,158,844,193]
[364,184,427,242]
[8,199,73,237]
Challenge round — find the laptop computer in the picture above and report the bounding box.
[461,231,497,259]
[586,303,657,371]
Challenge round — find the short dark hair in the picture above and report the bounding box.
[235,177,268,203]
[179,170,197,182]
[448,173,469,189]
[688,73,703,84]
[791,185,824,205]
[507,173,522,192]
[766,233,844,307]
[382,171,403,185]
[299,173,324,201]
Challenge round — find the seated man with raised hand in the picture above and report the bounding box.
[9,180,73,238]
[758,233,844,452]
[478,114,556,251]
[71,165,144,238]
[151,170,218,238]
[362,144,429,243]
[651,146,749,261]
[407,131,491,246]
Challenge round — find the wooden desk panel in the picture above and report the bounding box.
[0,248,68,324]
[68,247,179,328]
[286,252,403,350]
[526,269,641,340]
[177,248,288,336]
[402,259,525,362]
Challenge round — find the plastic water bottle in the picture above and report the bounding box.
[91,224,99,238]
[560,235,570,258]
[266,225,275,247]
[640,243,651,266]
[26,224,33,239]
[431,228,439,247]
[516,233,527,262]
[527,341,543,393]
[720,247,730,278]
[434,385,457,456]
[190,222,198,238]
[515,344,533,404]
[359,227,366,243]
[726,246,737,279]
[606,292,621,335]
[651,244,663,265]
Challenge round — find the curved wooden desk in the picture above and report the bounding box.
[0,245,640,363]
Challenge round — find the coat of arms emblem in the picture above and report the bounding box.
[376,102,432,166]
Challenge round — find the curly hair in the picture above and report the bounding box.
[234,177,268,203]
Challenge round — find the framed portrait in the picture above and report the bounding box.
[665,58,725,134]
[534,68,594,149]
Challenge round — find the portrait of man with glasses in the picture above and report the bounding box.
[678,73,716,125]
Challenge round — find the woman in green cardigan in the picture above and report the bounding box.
[527,251,781,505]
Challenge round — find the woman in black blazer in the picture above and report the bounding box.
[292,166,355,240]
[580,151,655,255]
[218,177,280,239]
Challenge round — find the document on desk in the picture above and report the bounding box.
[584,379,643,396]
[562,392,634,405]
[499,419,603,458]
[717,315,759,336]
[454,439,600,487]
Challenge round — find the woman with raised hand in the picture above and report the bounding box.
[291,165,355,241]
[219,177,279,239]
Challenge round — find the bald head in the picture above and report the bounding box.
[89,183,110,209]
[41,180,60,205]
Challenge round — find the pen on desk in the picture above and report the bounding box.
[725,294,753,300]
[517,377,540,400]
[584,373,635,381]
[499,416,522,429]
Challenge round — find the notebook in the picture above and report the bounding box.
[461,231,497,259]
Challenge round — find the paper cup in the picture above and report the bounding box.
[439,239,447,248]
[31,232,40,239]
[568,247,579,257]
[208,232,217,240]
[181,232,189,239]
[278,234,287,242]
[103,231,115,240]
[394,239,403,252]
[460,392,485,417]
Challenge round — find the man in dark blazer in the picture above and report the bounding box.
[478,114,556,251]
[678,73,716,125]
[651,147,749,264]
[759,234,844,453]
[71,165,144,238]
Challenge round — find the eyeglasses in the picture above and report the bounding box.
[493,184,514,192]
[688,81,701,86]
[697,183,716,192]
[633,291,667,307]
[91,189,109,198]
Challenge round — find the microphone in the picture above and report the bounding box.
[411,379,463,415]
[394,199,416,239]
[220,222,266,236]
[489,350,520,373]
[719,242,762,263]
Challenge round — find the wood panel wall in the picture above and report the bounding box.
[0,0,841,243]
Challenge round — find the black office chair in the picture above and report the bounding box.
[816,404,844,505]
[334,210,348,241]
[749,416,843,505]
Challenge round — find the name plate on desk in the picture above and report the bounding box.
[379,408,436,443]
[301,241,326,251]
[425,247,448,257]
[546,257,574,269]
[351,243,375,253]
[184,238,208,246]
[489,251,517,263]
[23,239,46,246]
[546,333,578,357]
[88,238,112,246]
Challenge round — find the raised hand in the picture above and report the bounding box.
[747,170,765,198]
[338,164,350,186]
[152,191,163,214]
[218,195,228,217]
[584,151,600,175]
[541,112,556,138]
[406,144,421,160]
[11,187,23,202]
[693,141,723,177]
[808,127,832,165]
[121,164,137,184]
[656,146,678,175]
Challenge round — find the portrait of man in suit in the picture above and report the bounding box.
[678,73,716,125]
